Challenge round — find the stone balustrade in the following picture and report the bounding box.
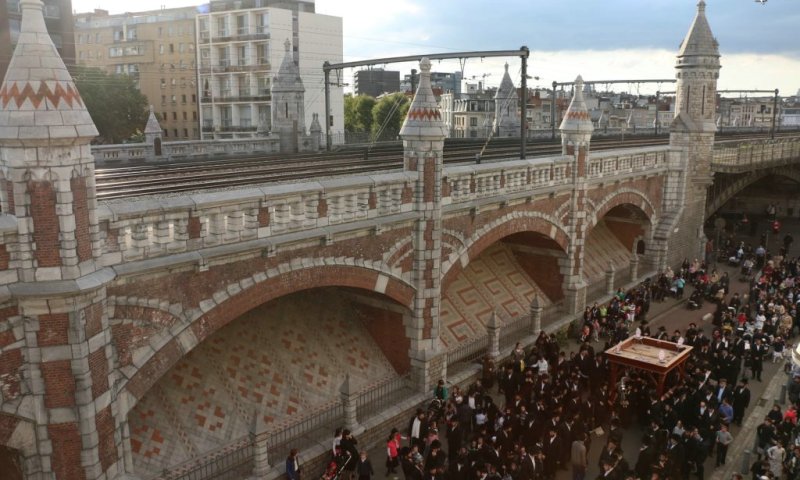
[586,146,671,180]
[91,137,282,166]
[96,172,416,266]
[442,155,573,206]
[712,137,800,173]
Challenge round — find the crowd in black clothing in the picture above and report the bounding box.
[387,255,800,480]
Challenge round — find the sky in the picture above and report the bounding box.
[70,0,800,96]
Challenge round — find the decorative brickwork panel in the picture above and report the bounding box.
[0,330,14,348]
[4,180,14,215]
[41,360,76,409]
[28,180,62,267]
[187,215,201,239]
[0,349,23,400]
[89,348,109,399]
[48,423,86,480]
[84,303,104,339]
[257,207,270,227]
[37,313,70,347]
[95,406,116,472]
[111,323,133,367]
[70,176,93,263]
[0,245,9,270]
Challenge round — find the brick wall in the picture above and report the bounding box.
[48,423,86,480]
[41,360,76,409]
[71,176,93,263]
[353,303,410,374]
[28,180,62,267]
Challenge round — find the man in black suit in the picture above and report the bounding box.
[499,365,519,406]
[732,378,751,426]
[750,338,766,381]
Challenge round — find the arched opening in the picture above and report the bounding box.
[0,445,23,480]
[585,204,651,294]
[440,231,566,349]
[153,137,162,156]
[707,174,800,243]
[127,286,409,477]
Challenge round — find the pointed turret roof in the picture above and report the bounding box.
[272,39,304,92]
[559,75,594,135]
[495,63,516,99]
[0,0,98,146]
[677,0,720,60]
[400,58,448,139]
[144,105,162,135]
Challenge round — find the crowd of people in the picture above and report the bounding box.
[308,229,800,480]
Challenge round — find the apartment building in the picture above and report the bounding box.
[197,0,343,142]
[0,0,75,81]
[74,7,200,140]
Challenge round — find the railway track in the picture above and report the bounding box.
[95,131,799,200]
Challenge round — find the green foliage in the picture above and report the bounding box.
[371,93,410,141]
[70,66,149,144]
[343,94,376,134]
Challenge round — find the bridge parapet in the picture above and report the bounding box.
[586,146,672,181]
[712,137,800,173]
[92,137,282,165]
[442,155,573,206]
[96,171,416,266]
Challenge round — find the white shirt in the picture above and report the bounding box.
[411,417,421,439]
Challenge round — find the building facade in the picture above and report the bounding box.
[74,7,200,140]
[452,90,495,138]
[0,0,74,82]
[196,0,343,143]
[354,69,400,97]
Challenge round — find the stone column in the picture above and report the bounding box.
[340,374,363,435]
[630,254,640,282]
[250,414,269,479]
[606,263,616,294]
[487,310,501,359]
[529,295,543,335]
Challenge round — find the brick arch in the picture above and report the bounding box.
[442,212,569,290]
[588,188,657,230]
[119,264,415,410]
[706,168,800,216]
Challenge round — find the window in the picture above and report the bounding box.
[238,45,248,66]
[171,95,177,104]
[217,16,228,37]
[163,129,168,137]
[161,78,166,88]
[161,95,166,104]
[159,44,164,54]
[173,129,178,137]
[173,112,177,120]
[163,112,168,121]
[109,47,123,57]
[470,117,478,127]
[193,111,198,120]
[181,94,187,104]
[127,27,137,41]
[183,111,188,120]
[158,27,163,37]
[183,128,189,137]
[95,33,101,43]
[113,29,124,41]
[171,78,177,87]
[169,44,174,54]
[179,43,185,54]
[77,34,83,44]
[237,15,247,35]
[192,94,197,103]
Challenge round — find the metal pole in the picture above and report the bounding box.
[410,69,417,94]
[551,80,557,140]
[520,46,529,159]
[771,88,779,139]
[655,90,660,136]
[323,62,331,151]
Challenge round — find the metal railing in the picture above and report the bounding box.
[446,335,488,367]
[355,374,413,423]
[155,436,254,480]
[263,401,344,468]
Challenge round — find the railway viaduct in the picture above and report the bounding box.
[0,0,799,479]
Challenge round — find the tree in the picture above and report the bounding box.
[370,93,410,142]
[69,66,149,144]
[344,94,376,135]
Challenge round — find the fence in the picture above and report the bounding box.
[155,436,254,480]
[355,374,414,423]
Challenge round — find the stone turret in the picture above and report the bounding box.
[400,58,447,391]
[659,0,721,268]
[309,112,322,151]
[144,105,163,156]
[271,38,306,153]
[558,75,594,315]
[0,0,125,478]
[559,75,594,154]
[493,63,521,137]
